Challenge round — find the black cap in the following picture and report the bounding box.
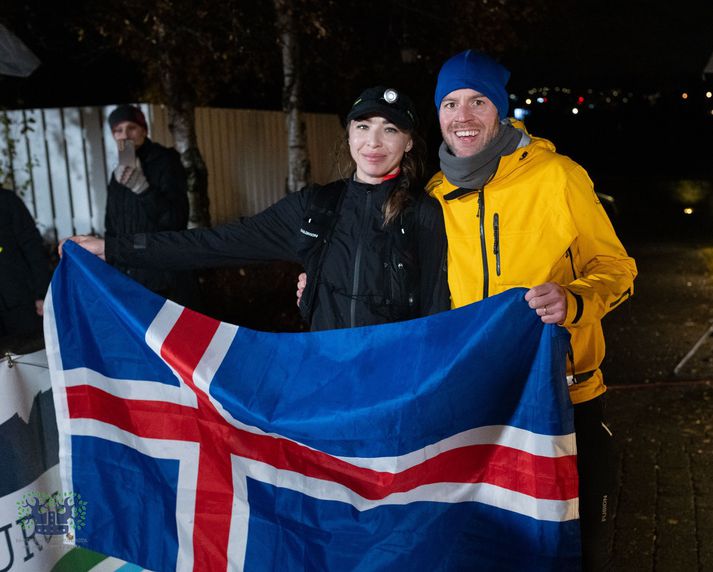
[346,86,417,131]
[108,105,148,130]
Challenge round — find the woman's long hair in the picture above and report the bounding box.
[336,122,426,226]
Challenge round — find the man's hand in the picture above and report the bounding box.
[524,282,567,325]
[296,272,307,307]
[35,300,44,317]
[113,160,149,195]
[58,235,106,260]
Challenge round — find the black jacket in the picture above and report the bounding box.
[107,176,450,331]
[105,138,189,292]
[0,189,51,312]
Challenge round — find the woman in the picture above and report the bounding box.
[64,86,450,330]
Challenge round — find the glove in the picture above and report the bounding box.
[113,160,149,195]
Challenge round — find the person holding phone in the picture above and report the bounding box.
[104,105,192,303]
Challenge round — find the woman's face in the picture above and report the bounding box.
[348,117,413,184]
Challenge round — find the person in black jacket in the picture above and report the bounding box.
[0,187,51,340]
[105,105,193,304]
[63,87,449,331]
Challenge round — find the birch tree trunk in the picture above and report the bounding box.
[274,0,311,194]
[156,25,211,228]
[165,101,211,228]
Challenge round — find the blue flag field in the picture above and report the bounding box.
[45,242,581,571]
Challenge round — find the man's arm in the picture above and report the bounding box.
[556,165,637,328]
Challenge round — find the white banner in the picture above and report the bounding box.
[0,351,68,571]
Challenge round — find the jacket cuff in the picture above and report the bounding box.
[563,288,584,327]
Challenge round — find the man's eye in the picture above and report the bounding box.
[385,127,398,133]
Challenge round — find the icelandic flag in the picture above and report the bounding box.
[46,241,581,572]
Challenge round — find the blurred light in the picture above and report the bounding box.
[509,94,517,100]
[525,98,532,105]
[612,90,619,97]
[684,208,694,215]
[571,108,579,115]
[622,97,629,103]
[605,97,611,103]
[706,91,712,99]
[681,92,688,100]
[513,108,530,120]
[588,103,595,109]
[537,97,545,103]
[577,96,585,105]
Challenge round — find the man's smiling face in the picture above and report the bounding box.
[439,88,500,157]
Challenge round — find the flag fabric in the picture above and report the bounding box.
[46,242,581,572]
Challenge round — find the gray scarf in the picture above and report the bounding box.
[439,122,525,190]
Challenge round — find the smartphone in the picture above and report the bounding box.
[117,139,136,167]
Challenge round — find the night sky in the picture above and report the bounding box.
[506,0,712,90]
[1,1,711,109]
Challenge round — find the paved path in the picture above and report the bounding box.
[603,240,713,571]
[608,381,713,571]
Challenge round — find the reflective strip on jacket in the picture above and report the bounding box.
[427,133,637,404]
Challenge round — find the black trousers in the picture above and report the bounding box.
[574,394,616,572]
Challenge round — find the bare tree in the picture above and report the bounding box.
[274,0,310,194]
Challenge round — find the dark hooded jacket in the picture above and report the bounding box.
[105,137,189,293]
[106,176,450,331]
[0,188,51,335]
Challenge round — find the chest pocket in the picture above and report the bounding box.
[493,210,562,286]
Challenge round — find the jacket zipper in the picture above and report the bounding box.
[477,190,489,298]
[493,213,500,276]
[566,247,578,279]
[351,190,372,327]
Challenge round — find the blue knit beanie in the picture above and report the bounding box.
[434,50,510,119]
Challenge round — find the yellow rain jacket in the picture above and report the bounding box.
[427,133,637,404]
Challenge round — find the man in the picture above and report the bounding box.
[0,186,51,347]
[428,50,637,571]
[105,104,192,303]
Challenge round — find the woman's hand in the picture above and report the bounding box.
[58,235,107,260]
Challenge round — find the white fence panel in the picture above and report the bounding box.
[62,108,93,235]
[82,107,110,235]
[7,111,33,206]
[42,109,75,240]
[24,109,55,240]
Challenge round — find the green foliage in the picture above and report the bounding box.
[0,111,37,195]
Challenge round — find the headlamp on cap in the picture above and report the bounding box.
[346,85,418,131]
